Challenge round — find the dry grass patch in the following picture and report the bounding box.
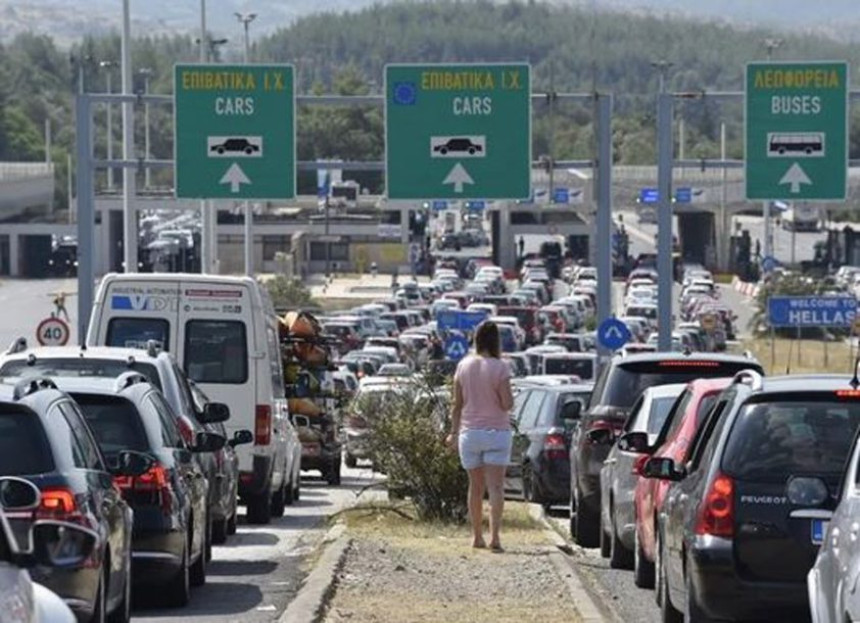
[742,337,856,375]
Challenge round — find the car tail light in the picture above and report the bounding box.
[38,488,79,520]
[588,419,624,434]
[114,464,173,513]
[694,472,734,538]
[255,405,272,446]
[543,433,567,460]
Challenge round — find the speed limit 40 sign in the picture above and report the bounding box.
[36,317,70,346]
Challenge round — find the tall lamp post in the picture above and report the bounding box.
[99,60,116,191]
[138,68,153,190]
[761,38,783,269]
[235,11,257,276]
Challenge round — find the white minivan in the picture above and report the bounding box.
[86,273,300,525]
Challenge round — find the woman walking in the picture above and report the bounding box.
[446,321,515,550]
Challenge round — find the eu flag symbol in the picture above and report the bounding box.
[393,82,417,105]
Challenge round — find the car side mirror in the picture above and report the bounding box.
[111,451,154,478]
[199,402,230,424]
[561,401,582,423]
[292,414,311,429]
[617,432,651,454]
[642,457,684,481]
[585,427,614,446]
[0,477,40,512]
[30,521,99,569]
[192,431,227,454]
[229,430,254,448]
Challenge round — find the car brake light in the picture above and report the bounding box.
[255,405,272,446]
[658,360,720,368]
[114,464,173,513]
[694,472,734,538]
[836,390,860,399]
[38,488,78,518]
[544,433,566,460]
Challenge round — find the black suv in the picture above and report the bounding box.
[569,352,763,547]
[647,372,860,622]
[0,378,141,623]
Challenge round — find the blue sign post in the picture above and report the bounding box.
[436,310,488,332]
[445,334,470,361]
[767,296,857,328]
[597,317,632,351]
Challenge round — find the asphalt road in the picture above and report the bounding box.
[134,466,379,622]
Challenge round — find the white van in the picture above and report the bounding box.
[86,273,300,525]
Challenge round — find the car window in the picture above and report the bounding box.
[59,402,105,471]
[184,320,248,384]
[512,390,530,420]
[518,391,546,430]
[0,358,162,391]
[555,392,591,426]
[544,358,593,378]
[48,404,88,470]
[724,398,860,482]
[74,395,149,457]
[625,396,645,432]
[146,393,184,448]
[687,395,733,472]
[0,406,54,475]
[172,363,196,415]
[658,390,692,445]
[107,318,170,351]
[647,396,679,436]
[266,326,286,400]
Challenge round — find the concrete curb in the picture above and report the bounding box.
[528,504,611,623]
[278,522,351,623]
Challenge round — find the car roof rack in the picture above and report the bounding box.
[145,340,162,358]
[115,372,150,392]
[731,369,764,391]
[5,337,28,356]
[13,377,58,401]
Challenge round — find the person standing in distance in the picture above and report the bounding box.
[446,321,514,551]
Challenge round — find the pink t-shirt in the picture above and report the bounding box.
[455,354,512,430]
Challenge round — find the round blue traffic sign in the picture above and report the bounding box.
[762,255,777,273]
[597,317,632,351]
[445,334,470,362]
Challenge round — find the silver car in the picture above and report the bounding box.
[809,419,860,623]
[598,383,685,570]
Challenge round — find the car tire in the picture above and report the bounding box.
[190,528,206,587]
[633,526,655,589]
[285,473,296,506]
[205,517,213,563]
[212,517,228,545]
[609,508,634,570]
[107,552,131,623]
[327,458,342,485]
[573,486,599,548]
[569,494,577,541]
[270,479,287,518]
[345,453,357,468]
[599,509,611,559]
[217,147,225,155]
[658,534,682,623]
[90,569,106,623]
[293,475,301,502]
[164,542,190,608]
[684,556,715,622]
[227,508,238,535]
[246,490,272,525]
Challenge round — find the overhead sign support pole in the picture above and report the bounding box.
[657,91,674,352]
[595,92,613,354]
[75,94,95,344]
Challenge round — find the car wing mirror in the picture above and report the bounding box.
[229,429,254,448]
[30,521,99,569]
[112,451,154,478]
[617,431,651,454]
[0,477,40,512]
[641,457,684,481]
[200,402,230,424]
[193,431,227,453]
[561,401,582,423]
[585,427,614,446]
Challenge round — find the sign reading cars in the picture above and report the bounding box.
[385,63,531,200]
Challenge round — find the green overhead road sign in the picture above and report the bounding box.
[174,64,295,199]
[385,63,531,200]
[746,61,848,201]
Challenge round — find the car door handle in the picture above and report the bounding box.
[604,459,616,466]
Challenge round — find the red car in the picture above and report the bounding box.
[631,377,732,586]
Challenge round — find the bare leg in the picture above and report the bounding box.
[484,464,506,549]
[467,466,486,547]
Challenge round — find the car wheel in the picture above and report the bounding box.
[609,507,634,570]
[217,147,225,155]
[284,475,295,506]
[270,479,287,518]
[205,517,213,563]
[633,526,655,588]
[245,147,254,154]
[246,490,272,525]
[292,475,301,502]
[107,551,131,623]
[190,527,206,587]
[327,458,342,485]
[684,556,715,622]
[569,494,577,540]
[212,516,228,545]
[573,486,599,548]
[227,508,238,535]
[345,453,357,468]
[440,148,448,155]
[658,533,682,623]
[89,568,106,623]
[164,542,190,607]
[599,507,611,558]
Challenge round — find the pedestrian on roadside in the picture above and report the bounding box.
[445,321,514,551]
[53,291,69,321]
[517,236,525,258]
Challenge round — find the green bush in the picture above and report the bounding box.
[356,377,468,523]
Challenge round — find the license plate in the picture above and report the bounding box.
[811,519,829,545]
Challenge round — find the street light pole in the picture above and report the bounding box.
[99,61,115,191]
[121,0,138,273]
[761,39,783,271]
[138,68,152,189]
[235,12,257,277]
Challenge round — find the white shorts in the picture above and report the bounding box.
[458,429,513,470]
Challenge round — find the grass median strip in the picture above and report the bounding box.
[323,501,583,623]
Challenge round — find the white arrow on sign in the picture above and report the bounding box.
[605,326,623,340]
[778,162,812,194]
[220,163,251,193]
[442,163,474,193]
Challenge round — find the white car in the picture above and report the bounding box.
[467,302,498,317]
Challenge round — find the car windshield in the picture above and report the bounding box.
[724,397,860,482]
[0,406,54,476]
[544,358,593,379]
[73,395,150,457]
[106,318,170,351]
[0,358,162,390]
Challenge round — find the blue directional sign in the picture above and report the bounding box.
[431,200,448,211]
[553,187,570,204]
[436,309,488,332]
[768,296,857,328]
[445,334,470,361]
[639,188,659,204]
[465,200,486,211]
[761,255,777,273]
[675,187,692,204]
[598,317,632,351]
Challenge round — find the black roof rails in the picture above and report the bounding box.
[13,378,58,401]
[5,337,28,356]
[115,372,150,392]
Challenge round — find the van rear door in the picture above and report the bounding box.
[90,276,180,350]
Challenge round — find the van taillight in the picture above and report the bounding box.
[694,473,734,538]
[543,433,566,460]
[255,405,272,445]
